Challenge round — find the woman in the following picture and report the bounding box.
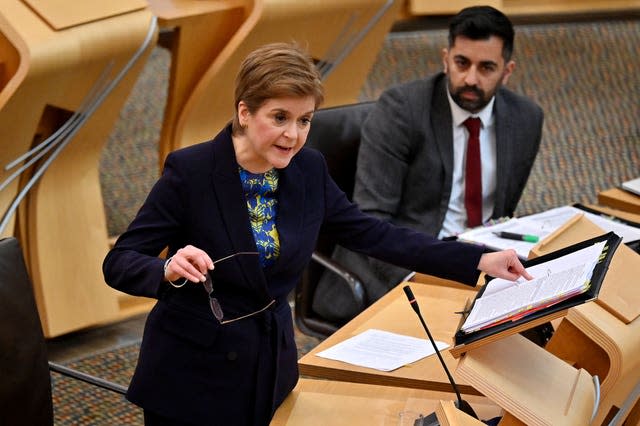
[103,42,531,425]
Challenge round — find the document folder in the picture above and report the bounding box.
[450,232,622,358]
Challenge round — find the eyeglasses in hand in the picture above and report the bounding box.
[203,251,275,324]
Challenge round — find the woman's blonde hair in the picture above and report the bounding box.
[232,42,324,134]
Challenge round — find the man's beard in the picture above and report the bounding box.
[450,85,493,113]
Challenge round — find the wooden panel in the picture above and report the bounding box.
[147,0,248,167]
[22,0,147,30]
[549,302,640,425]
[0,0,156,336]
[408,0,501,16]
[598,188,640,215]
[272,379,500,425]
[436,400,486,426]
[0,28,20,90]
[148,0,246,21]
[406,0,640,16]
[165,0,402,159]
[584,203,640,224]
[503,0,640,15]
[457,334,596,426]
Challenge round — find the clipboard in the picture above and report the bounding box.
[449,231,622,358]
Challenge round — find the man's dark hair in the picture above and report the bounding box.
[448,6,514,61]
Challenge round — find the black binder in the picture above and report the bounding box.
[450,231,622,358]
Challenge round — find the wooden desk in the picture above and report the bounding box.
[530,215,640,425]
[272,378,501,425]
[298,280,481,394]
[598,188,640,215]
[584,203,640,224]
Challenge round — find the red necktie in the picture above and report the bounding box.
[463,117,482,228]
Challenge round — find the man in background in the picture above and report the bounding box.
[314,5,544,323]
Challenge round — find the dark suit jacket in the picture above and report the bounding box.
[102,125,485,425]
[314,72,544,323]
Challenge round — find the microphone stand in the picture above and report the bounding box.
[403,285,478,425]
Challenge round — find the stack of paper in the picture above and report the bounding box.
[460,241,606,334]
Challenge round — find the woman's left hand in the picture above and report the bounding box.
[477,250,533,282]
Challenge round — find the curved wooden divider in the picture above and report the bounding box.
[456,334,597,426]
[147,0,249,169]
[0,0,157,337]
[162,0,402,159]
[531,215,640,425]
[547,302,640,425]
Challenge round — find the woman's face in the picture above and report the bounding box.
[235,96,316,173]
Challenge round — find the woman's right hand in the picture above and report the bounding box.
[477,249,533,282]
[164,245,214,283]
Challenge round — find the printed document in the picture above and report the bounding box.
[460,241,606,333]
[315,328,448,372]
[457,205,640,258]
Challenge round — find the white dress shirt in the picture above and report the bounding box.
[439,91,497,238]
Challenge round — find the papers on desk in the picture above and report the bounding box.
[460,241,606,334]
[315,328,448,372]
[622,177,640,196]
[457,205,640,259]
[457,218,545,259]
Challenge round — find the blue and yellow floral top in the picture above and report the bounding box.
[239,166,280,268]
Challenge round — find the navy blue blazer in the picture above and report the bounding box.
[103,125,484,425]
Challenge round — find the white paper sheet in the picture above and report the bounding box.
[621,177,640,196]
[315,328,448,372]
[456,217,551,259]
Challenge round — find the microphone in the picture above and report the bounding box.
[403,285,478,424]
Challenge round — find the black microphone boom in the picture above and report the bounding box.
[402,285,478,423]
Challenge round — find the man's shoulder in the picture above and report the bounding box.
[384,72,443,95]
[496,88,544,129]
[374,73,445,116]
[497,87,543,115]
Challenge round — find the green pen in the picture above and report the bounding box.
[493,231,540,243]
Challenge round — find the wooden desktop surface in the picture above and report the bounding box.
[298,279,481,394]
[584,202,640,224]
[597,188,640,215]
[272,378,501,425]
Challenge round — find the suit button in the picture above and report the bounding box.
[227,351,238,361]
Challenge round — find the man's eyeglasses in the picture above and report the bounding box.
[203,251,275,324]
